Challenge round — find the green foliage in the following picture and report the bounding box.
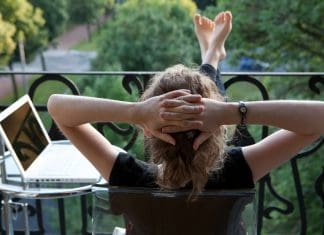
[262,75,323,100]
[0,14,16,65]
[214,0,323,71]
[67,0,107,24]
[29,0,68,42]
[0,0,46,64]
[92,0,199,71]
[0,0,45,41]
[261,150,323,235]
[193,0,215,10]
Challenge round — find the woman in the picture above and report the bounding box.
[47,11,323,198]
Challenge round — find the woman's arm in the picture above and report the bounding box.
[161,99,324,182]
[242,130,319,182]
[47,94,135,180]
[217,100,324,135]
[47,92,202,180]
[229,100,323,182]
[162,99,324,136]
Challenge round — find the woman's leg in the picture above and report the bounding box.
[199,64,225,96]
[194,12,232,96]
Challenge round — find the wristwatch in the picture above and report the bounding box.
[238,101,248,125]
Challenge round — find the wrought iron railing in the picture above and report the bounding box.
[0,71,323,235]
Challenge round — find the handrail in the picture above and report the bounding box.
[0,71,323,76]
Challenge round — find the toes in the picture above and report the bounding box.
[214,12,222,23]
[208,20,214,30]
[206,17,214,29]
[202,16,209,26]
[225,11,232,19]
[224,11,232,22]
[194,14,202,25]
[201,16,214,29]
[221,12,226,22]
[216,12,226,23]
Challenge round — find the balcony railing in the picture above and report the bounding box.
[0,71,323,235]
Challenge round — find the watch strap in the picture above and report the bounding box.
[238,101,248,125]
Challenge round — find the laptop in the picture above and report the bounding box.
[0,95,101,184]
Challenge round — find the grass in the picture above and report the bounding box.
[71,38,98,51]
[71,28,102,52]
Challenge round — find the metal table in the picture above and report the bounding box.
[0,153,100,235]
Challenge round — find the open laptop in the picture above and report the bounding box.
[0,95,101,184]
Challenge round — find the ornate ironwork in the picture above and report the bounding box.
[28,74,80,141]
[0,71,323,234]
[315,167,324,208]
[309,75,323,95]
[224,73,323,235]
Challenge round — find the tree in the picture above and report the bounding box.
[93,0,199,71]
[67,0,107,40]
[201,0,324,100]
[0,14,16,65]
[29,0,68,42]
[210,0,323,71]
[0,0,46,64]
[193,0,215,10]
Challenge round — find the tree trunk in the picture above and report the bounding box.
[86,23,92,42]
[8,61,19,100]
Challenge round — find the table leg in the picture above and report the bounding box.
[22,203,30,235]
[1,194,13,235]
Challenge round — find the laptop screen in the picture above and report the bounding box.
[1,101,49,170]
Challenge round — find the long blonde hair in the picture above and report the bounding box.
[141,64,226,197]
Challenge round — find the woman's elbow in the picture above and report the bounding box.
[47,94,63,121]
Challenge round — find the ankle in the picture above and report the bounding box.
[202,51,222,66]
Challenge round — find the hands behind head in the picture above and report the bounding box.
[136,89,204,145]
[137,89,225,149]
[160,95,225,150]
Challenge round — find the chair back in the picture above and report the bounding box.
[109,187,256,235]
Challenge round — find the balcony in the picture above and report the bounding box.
[0,71,323,235]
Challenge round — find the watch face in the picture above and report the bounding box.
[240,106,247,113]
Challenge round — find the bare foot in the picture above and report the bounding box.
[203,11,232,65]
[194,14,215,61]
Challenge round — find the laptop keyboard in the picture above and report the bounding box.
[28,144,94,177]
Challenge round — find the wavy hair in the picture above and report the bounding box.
[141,64,226,198]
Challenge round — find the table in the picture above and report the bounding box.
[0,152,101,235]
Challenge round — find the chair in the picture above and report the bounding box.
[93,187,256,235]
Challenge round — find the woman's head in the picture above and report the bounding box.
[141,64,226,197]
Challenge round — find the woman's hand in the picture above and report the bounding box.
[161,98,226,131]
[160,97,228,149]
[135,90,205,145]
